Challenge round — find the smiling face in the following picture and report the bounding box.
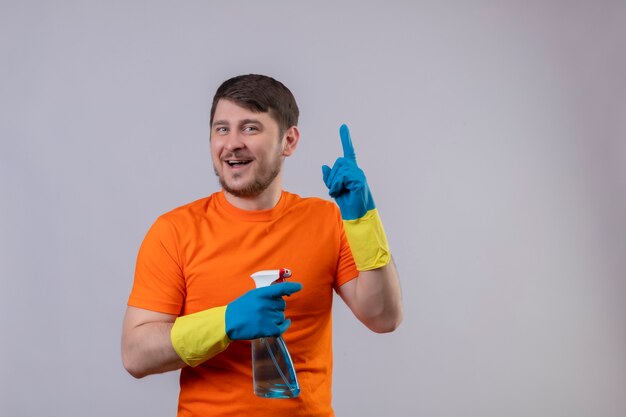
[211,99,299,204]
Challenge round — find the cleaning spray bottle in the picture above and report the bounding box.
[250,268,300,399]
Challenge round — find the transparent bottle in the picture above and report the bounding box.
[251,335,300,398]
[250,269,300,399]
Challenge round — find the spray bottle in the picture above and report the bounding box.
[250,268,300,398]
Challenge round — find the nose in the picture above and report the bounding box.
[222,131,245,152]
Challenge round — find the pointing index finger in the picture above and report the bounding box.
[261,281,303,298]
[339,124,356,161]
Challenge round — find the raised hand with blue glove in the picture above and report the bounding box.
[322,124,391,271]
[170,281,302,367]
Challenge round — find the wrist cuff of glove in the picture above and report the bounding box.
[170,305,231,367]
[343,208,391,271]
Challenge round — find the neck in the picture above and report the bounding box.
[223,180,283,211]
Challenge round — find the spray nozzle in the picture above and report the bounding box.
[251,268,292,288]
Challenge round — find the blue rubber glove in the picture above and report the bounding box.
[225,281,302,340]
[322,124,375,220]
[322,124,391,271]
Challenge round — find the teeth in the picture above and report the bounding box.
[227,160,250,166]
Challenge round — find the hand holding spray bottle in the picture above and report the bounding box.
[250,268,300,398]
[170,267,301,398]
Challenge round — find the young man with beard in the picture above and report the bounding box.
[122,74,403,416]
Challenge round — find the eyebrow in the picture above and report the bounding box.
[212,120,229,127]
[212,119,264,127]
[240,119,262,125]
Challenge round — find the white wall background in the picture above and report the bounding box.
[1,1,625,416]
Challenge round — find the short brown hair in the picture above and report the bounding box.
[210,74,299,135]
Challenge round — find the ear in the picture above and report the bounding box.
[281,126,300,157]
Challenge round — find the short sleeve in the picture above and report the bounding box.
[333,206,359,289]
[128,216,186,315]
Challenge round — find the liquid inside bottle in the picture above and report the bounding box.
[251,335,300,398]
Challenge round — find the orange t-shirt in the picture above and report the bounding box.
[128,190,358,417]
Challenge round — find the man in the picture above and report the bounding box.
[122,74,403,416]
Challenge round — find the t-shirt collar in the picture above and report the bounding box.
[216,190,288,222]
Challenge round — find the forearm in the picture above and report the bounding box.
[338,259,403,333]
[121,283,302,377]
[323,124,403,332]
[122,310,185,378]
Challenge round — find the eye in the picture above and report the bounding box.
[214,126,228,134]
[243,125,259,133]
